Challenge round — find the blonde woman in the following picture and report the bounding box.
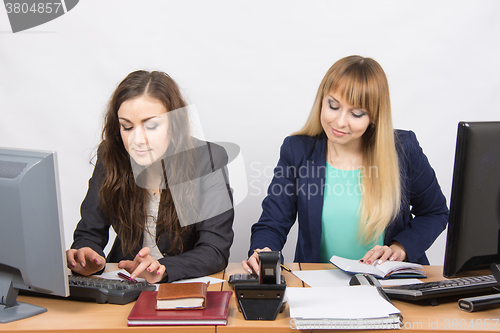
[243,56,448,274]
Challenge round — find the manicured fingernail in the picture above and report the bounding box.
[390,257,395,261]
[147,268,151,272]
[157,271,161,275]
[366,260,371,265]
[94,259,99,264]
[247,269,252,274]
[137,253,141,257]
[359,259,364,263]
[378,260,382,265]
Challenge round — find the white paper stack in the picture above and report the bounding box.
[287,286,402,330]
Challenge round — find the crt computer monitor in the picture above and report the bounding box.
[0,147,69,323]
[443,121,500,278]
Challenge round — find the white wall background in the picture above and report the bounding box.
[1,0,499,265]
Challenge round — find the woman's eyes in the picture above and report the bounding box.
[144,123,159,130]
[351,112,366,118]
[328,100,340,110]
[120,123,159,131]
[328,100,366,118]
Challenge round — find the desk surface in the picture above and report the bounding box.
[1,263,499,333]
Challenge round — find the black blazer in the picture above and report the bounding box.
[72,139,234,282]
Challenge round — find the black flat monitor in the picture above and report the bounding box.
[443,121,500,278]
[0,147,69,323]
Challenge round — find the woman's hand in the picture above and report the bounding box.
[66,247,106,276]
[241,247,272,275]
[118,247,167,283]
[360,243,406,265]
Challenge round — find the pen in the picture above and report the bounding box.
[280,264,292,272]
[118,271,137,282]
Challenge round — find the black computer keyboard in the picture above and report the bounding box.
[67,275,156,304]
[382,275,498,301]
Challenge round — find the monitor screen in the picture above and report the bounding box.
[0,147,69,323]
[443,121,500,278]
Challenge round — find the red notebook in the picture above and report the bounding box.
[127,290,232,326]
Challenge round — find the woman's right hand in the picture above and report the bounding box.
[241,247,272,275]
[66,247,105,276]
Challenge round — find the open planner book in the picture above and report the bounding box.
[330,255,426,279]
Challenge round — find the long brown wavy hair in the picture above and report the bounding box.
[99,70,197,256]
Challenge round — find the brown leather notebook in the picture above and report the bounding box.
[156,282,209,310]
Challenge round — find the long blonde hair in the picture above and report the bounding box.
[294,55,401,245]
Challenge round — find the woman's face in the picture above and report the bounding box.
[117,95,170,166]
[320,91,371,150]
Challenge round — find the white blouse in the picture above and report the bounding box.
[143,190,164,260]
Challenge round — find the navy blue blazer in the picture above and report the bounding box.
[249,130,449,265]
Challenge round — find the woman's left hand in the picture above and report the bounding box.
[118,247,167,283]
[360,243,406,265]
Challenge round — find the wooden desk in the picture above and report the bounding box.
[1,263,499,332]
[219,264,500,333]
[0,264,223,333]
[295,264,500,333]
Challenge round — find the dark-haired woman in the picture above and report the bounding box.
[67,70,234,283]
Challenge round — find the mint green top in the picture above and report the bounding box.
[319,164,384,263]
